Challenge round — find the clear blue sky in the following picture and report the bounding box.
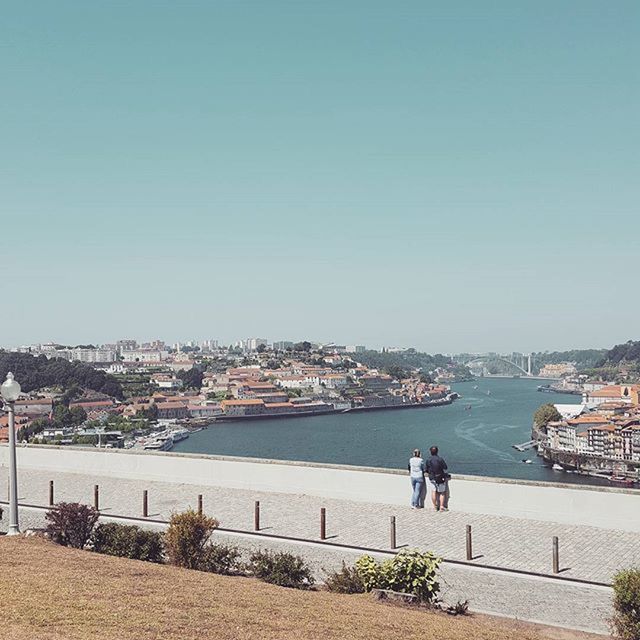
[2,1,637,352]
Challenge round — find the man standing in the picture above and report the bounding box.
[426,445,449,512]
[407,448,425,509]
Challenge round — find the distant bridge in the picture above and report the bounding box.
[458,353,533,377]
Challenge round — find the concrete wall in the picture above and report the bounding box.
[1,444,639,532]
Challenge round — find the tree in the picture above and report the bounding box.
[533,404,562,430]
[69,406,87,427]
[385,365,409,380]
[256,343,267,353]
[178,368,204,390]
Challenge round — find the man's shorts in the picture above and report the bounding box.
[431,481,446,493]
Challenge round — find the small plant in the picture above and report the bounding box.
[45,502,99,549]
[198,543,243,575]
[248,550,315,589]
[445,600,469,616]
[164,509,219,569]
[91,522,164,563]
[612,568,640,640]
[325,562,365,594]
[355,554,381,592]
[355,550,441,603]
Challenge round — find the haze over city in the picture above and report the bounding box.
[3,0,638,351]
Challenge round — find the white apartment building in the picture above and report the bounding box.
[242,338,267,352]
[121,349,168,363]
[70,348,116,363]
[150,374,183,389]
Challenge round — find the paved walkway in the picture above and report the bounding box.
[8,467,640,585]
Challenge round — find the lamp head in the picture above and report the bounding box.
[1,372,21,403]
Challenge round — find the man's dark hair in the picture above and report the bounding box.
[430,446,438,456]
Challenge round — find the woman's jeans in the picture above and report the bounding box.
[411,477,424,507]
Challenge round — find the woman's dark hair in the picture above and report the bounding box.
[430,446,438,456]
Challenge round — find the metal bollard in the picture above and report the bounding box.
[143,490,148,518]
[94,484,99,511]
[49,480,54,507]
[552,536,559,574]
[390,516,397,549]
[198,494,203,515]
[466,525,473,561]
[254,500,260,531]
[320,507,326,540]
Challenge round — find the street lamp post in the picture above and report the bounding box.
[1,372,22,535]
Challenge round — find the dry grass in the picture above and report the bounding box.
[0,537,604,640]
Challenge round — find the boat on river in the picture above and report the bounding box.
[144,432,174,451]
[610,476,636,487]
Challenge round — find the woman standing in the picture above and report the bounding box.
[408,448,426,509]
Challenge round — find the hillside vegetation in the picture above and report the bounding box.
[597,340,640,368]
[0,352,123,399]
[0,537,594,640]
[532,349,606,372]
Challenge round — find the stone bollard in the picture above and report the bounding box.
[320,507,326,540]
[390,516,397,550]
[49,480,54,507]
[143,490,148,518]
[466,525,473,561]
[254,500,260,531]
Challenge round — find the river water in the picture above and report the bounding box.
[173,377,607,486]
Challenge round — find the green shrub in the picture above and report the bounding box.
[198,543,243,575]
[325,562,365,594]
[45,502,99,549]
[164,509,219,569]
[355,550,441,603]
[612,568,640,640]
[91,522,164,563]
[248,550,315,589]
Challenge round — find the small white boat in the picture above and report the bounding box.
[552,463,564,471]
[170,428,189,442]
[144,434,174,451]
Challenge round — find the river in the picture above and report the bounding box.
[173,377,608,486]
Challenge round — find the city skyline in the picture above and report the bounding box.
[3,1,638,352]
[4,334,623,357]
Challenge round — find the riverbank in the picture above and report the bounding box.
[174,379,614,487]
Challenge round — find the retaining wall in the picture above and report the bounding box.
[1,445,638,532]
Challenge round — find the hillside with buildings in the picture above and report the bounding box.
[1,339,457,449]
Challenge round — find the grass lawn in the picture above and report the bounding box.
[0,537,605,640]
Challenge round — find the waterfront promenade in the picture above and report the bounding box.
[3,447,639,634]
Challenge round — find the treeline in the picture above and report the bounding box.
[596,340,640,367]
[352,350,453,378]
[532,349,606,371]
[0,352,123,399]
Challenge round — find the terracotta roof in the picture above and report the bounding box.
[589,387,623,398]
[221,399,265,406]
[70,400,115,409]
[567,415,609,425]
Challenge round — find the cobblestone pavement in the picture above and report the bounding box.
[7,467,640,586]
